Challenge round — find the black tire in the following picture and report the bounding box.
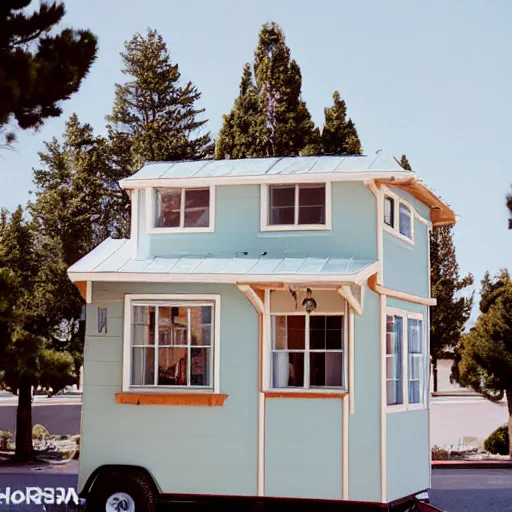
[86,471,158,512]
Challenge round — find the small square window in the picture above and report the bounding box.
[384,196,395,227]
[154,188,211,230]
[267,183,327,228]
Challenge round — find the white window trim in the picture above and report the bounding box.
[381,185,432,247]
[264,303,348,393]
[386,307,426,413]
[122,294,221,393]
[145,185,216,234]
[260,182,332,232]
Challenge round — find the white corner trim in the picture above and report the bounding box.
[349,309,355,415]
[342,393,349,499]
[85,281,92,304]
[145,185,216,234]
[364,179,384,284]
[380,294,387,503]
[237,284,264,314]
[120,170,413,190]
[121,293,221,393]
[258,391,265,496]
[131,189,139,258]
[260,182,332,232]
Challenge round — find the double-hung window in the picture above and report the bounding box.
[124,295,219,392]
[383,192,414,243]
[262,183,331,231]
[386,308,425,409]
[271,314,345,390]
[147,187,214,233]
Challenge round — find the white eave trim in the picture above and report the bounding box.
[68,262,380,286]
[119,171,413,190]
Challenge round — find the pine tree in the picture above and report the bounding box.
[401,155,473,391]
[0,208,76,460]
[107,28,213,168]
[321,91,362,155]
[216,22,319,158]
[0,0,97,145]
[30,114,115,383]
[214,64,267,159]
[453,270,512,455]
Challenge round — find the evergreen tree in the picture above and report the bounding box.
[0,0,97,145]
[216,22,319,158]
[453,270,512,455]
[214,64,267,159]
[30,114,115,380]
[430,226,473,390]
[0,208,76,460]
[401,155,473,391]
[107,28,213,168]
[321,91,362,155]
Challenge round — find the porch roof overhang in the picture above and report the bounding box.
[67,238,379,287]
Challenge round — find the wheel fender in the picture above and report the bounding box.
[80,465,160,499]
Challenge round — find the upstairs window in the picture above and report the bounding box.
[399,203,412,239]
[262,183,331,231]
[383,192,414,243]
[147,187,214,233]
[384,196,395,227]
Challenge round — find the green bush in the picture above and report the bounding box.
[484,425,509,455]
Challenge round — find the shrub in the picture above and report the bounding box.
[484,425,509,455]
[431,446,450,460]
[32,424,50,441]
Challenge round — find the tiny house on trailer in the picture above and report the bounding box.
[67,154,453,512]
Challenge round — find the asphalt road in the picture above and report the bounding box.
[430,468,512,512]
[0,400,81,436]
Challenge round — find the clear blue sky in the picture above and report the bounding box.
[1,0,510,321]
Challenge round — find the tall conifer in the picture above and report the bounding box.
[216,22,319,158]
[321,91,362,155]
[107,28,213,168]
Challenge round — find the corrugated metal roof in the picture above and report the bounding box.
[122,153,407,182]
[68,238,378,283]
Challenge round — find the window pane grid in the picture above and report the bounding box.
[155,188,210,229]
[271,314,344,390]
[268,184,326,227]
[130,304,213,389]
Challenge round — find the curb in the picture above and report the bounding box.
[432,460,512,469]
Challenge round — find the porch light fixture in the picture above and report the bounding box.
[301,288,317,314]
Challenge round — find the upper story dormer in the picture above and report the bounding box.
[118,154,454,262]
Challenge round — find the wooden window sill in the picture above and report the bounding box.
[115,392,228,406]
[264,391,347,400]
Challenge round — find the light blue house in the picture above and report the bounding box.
[68,153,454,511]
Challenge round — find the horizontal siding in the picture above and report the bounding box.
[79,283,258,496]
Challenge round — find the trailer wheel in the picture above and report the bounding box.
[87,471,157,512]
